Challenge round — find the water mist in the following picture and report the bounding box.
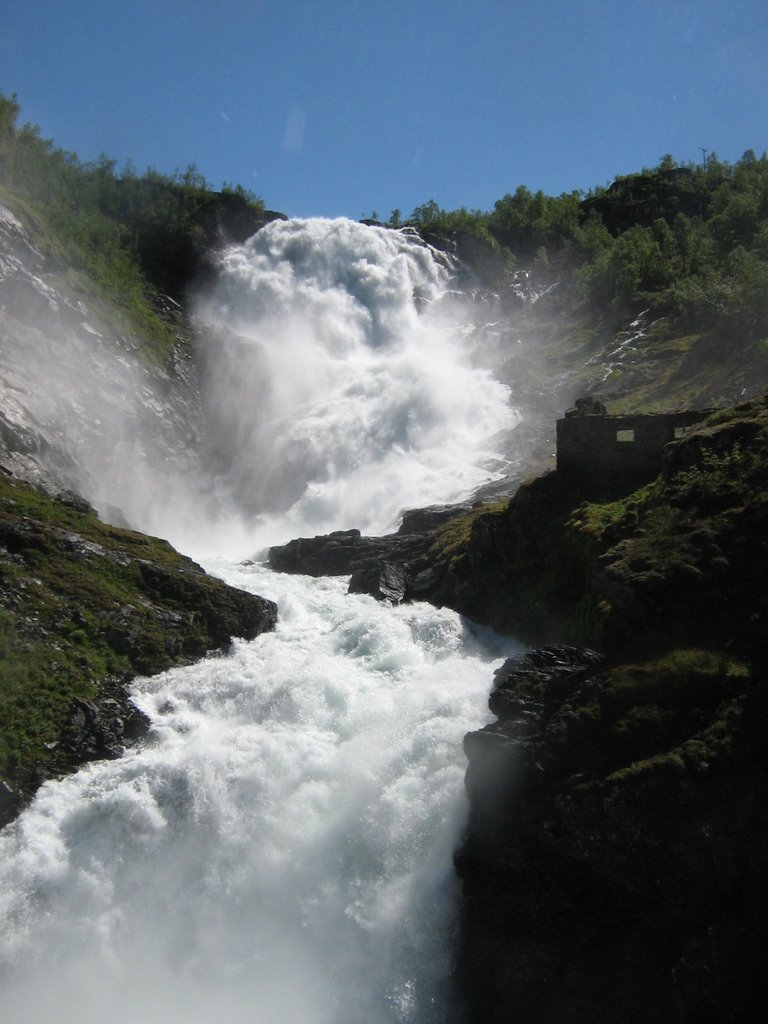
[190,218,515,555]
[0,217,522,1023]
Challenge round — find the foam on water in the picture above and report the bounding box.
[0,562,519,1023]
[0,217,523,1021]
[188,218,516,554]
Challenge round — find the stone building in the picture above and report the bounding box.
[556,397,710,492]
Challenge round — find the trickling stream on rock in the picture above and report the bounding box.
[0,219,522,1022]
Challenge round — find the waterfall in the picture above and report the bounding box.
[177,217,514,556]
[0,565,517,1023]
[0,219,521,1022]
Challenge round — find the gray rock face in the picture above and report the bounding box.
[0,202,206,527]
[347,562,410,603]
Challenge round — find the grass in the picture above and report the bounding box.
[567,481,657,540]
[543,647,752,788]
[429,499,509,565]
[0,606,101,777]
[0,185,181,369]
[0,474,272,789]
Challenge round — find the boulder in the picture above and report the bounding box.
[269,527,433,577]
[348,562,410,603]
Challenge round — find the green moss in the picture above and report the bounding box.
[429,500,509,565]
[606,749,688,784]
[0,607,101,776]
[0,475,273,792]
[593,649,750,785]
[568,481,657,540]
[0,187,179,368]
[602,649,748,711]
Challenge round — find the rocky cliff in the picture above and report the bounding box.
[441,393,768,662]
[454,644,766,1023]
[447,396,768,1022]
[0,198,206,510]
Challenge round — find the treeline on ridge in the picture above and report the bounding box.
[0,91,266,349]
[2,89,768,350]
[406,152,768,342]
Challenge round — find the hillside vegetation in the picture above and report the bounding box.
[4,88,767,393]
[0,92,268,364]
[406,151,768,418]
[0,475,276,824]
[409,152,768,339]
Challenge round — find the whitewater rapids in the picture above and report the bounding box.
[0,217,523,1021]
[0,562,517,1023]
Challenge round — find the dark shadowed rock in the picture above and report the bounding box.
[454,645,768,1024]
[397,504,472,535]
[269,527,435,579]
[348,562,410,603]
[267,519,463,610]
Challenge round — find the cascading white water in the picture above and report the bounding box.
[187,218,516,555]
[0,218,522,1022]
[0,564,518,1023]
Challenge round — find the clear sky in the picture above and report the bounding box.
[2,0,766,219]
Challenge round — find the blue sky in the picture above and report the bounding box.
[2,0,767,219]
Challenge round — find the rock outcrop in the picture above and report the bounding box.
[268,526,435,578]
[347,561,410,603]
[267,503,505,606]
[425,393,768,665]
[447,395,768,1023]
[0,474,277,826]
[268,514,474,604]
[454,645,768,1023]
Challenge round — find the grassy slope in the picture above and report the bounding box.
[0,183,183,369]
[0,475,275,809]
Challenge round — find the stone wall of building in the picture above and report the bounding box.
[556,400,709,491]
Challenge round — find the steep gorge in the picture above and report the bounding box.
[1,174,767,1022]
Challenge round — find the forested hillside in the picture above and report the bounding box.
[404,151,768,418]
[0,92,270,363]
[4,88,766,371]
[410,151,768,339]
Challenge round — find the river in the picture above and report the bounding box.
[0,218,522,1022]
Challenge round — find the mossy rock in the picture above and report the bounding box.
[0,474,276,821]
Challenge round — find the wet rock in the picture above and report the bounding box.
[269,527,433,578]
[348,562,410,604]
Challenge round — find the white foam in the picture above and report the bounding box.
[0,562,518,1023]
[189,218,515,553]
